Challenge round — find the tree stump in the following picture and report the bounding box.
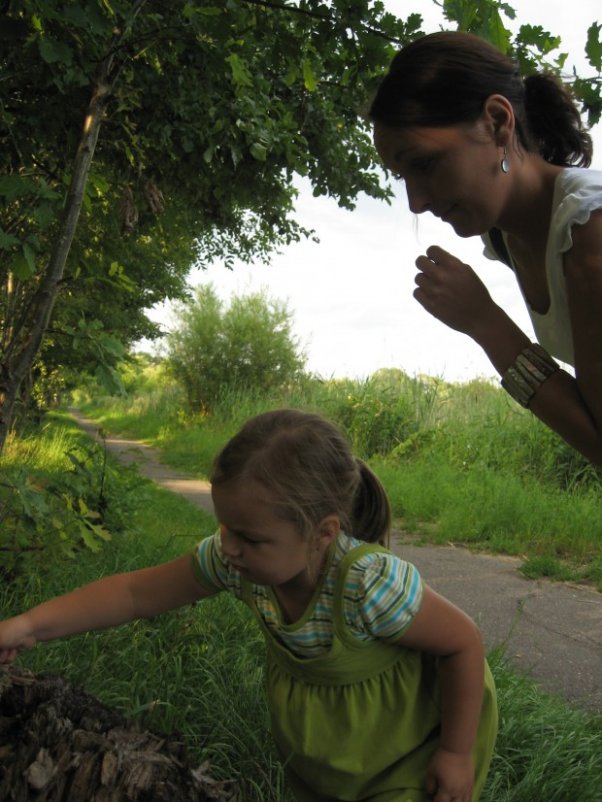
[0,667,239,802]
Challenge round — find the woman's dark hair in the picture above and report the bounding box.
[211,408,391,546]
[369,31,592,167]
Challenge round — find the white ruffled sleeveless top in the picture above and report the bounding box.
[482,167,602,367]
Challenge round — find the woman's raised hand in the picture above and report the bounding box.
[414,246,497,337]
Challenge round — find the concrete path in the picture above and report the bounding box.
[71,410,602,714]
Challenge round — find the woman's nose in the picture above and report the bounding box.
[405,179,431,215]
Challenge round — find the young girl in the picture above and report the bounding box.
[0,409,497,802]
[369,31,602,465]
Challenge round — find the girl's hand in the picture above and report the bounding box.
[0,615,36,664]
[425,748,475,802]
[414,245,497,337]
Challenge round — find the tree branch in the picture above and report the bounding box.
[239,0,404,44]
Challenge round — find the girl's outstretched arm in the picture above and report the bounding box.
[396,585,486,802]
[0,555,213,664]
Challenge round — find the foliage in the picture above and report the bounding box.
[73,362,602,589]
[309,369,440,457]
[0,416,145,580]
[441,0,602,124]
[166,284,306,412]
[0,0,420,451]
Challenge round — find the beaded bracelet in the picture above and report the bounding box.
[501,343,559,408]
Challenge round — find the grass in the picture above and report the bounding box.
[2,410,602,800]
[1,459,600,799]
[73,373,602,591]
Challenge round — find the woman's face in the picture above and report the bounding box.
[373,120,509,237]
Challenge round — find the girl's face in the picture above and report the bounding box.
[212,480,334,589]
[373,120,509,237]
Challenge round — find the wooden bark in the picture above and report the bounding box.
[0,2,148,456]
[0,667,239,802]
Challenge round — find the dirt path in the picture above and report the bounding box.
[71,409,602,713]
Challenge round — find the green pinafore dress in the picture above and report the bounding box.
[242,543,498,802]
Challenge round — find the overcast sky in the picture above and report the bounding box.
[146,0,601,384]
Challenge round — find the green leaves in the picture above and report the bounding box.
[0,174,37,201]
[303,58,318,91]
[0,229,20,250]
[166,284,305,413]
[11,245,36,281]
[443,0,513,52]
[586,22,602,71]
[38,37,74,66]
[226,53,253,88]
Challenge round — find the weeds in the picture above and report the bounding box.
[0,413,146,579]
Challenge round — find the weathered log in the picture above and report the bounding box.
[0,667,239,802]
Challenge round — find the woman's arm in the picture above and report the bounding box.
[0,554,214,664]
[414,240,602,465]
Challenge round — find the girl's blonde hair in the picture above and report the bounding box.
[210,409,391,546]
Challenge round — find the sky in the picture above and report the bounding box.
[144,0,602,384]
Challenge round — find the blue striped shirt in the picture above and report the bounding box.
[194,531,423,658]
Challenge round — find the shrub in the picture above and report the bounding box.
[166,285,306,412]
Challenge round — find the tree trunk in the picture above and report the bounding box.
[0,0,149,457]
[0,71,111,455]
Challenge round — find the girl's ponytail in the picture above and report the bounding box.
[350,459,391,547]
[523,73,592,167]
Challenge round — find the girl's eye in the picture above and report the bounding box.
[236,531,264,545]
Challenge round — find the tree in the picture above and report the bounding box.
[0,0,420,451]
[166,284,305,411]
[0,0,600,453]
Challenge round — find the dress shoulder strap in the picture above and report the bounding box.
[332,543,394,648]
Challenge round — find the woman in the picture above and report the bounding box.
[370,31,602,465]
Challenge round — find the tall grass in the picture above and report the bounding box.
[74,366,602,590]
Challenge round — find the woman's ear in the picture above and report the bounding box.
[481,93,515,147]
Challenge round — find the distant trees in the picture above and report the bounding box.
[166,285,305,412]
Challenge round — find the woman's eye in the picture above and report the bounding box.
[411,155,437,173]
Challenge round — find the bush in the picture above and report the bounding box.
[166,285,306,412]
[0,419,145,581]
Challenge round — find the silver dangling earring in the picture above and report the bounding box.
[500,147,510,174]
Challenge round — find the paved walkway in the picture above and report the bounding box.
[71,410,602,713]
